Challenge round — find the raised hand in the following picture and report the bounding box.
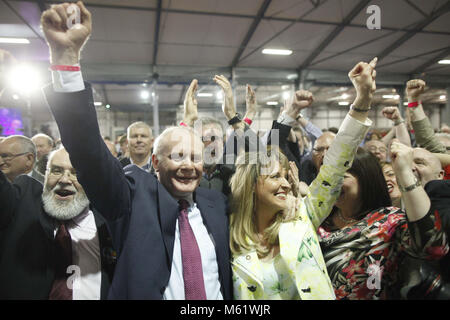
[214,75,236,121]
[245,84,257,122]
[41,1,92,65]
[406,79,425,102]
[284,90,313,119]
[348,57,377,110]
[390,139,414,175]
[183,79,198,126]
[288,161,300,198]
[381,106,402,121]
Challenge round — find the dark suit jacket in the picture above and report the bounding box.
[0,172,115,299]
[44,84,232,300]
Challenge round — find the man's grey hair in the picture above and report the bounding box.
[3,135,36,161]
[127,121,153,139]
[31,133,54,147]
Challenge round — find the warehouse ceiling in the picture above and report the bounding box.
[0,0,449,118]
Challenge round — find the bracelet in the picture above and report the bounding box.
[228,113,242,125]
[179,122,188,127]
[243,117,252,125]
[394,119,405,126]
[350,104,370,112]
[407,101,421,108]
[50,65,81,71]
[399,178,421,192]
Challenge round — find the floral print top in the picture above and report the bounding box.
[318,207,448,300]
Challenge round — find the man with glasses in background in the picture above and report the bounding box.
[0,135,41,182]
[364,139,388,163]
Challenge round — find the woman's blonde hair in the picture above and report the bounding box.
[229,146,292,257]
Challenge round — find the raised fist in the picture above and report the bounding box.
[285,90,313,119]
[381,106,401,121]
[406,79,425,101]
[348,57,377,108]
[40,1,92,64]
[390,139,414,174]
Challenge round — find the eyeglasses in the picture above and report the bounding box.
[49,167,78,180]
[367,146,387,153]
[313,146,329,154]
[0,152,30,162]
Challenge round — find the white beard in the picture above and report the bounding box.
[42,186,90,221]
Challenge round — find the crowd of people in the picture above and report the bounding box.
[1,1,449,300]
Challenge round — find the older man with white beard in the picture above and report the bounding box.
[0,148,115,300]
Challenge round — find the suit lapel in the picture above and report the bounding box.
[195,191,229,297]
[156,181,179,266]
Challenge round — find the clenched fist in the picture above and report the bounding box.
[285,90,314,119]
[348,57,377,110]
[390,139,413,174]
[381,106,402,121]
[406,79,425,102]
[41,1,92,65]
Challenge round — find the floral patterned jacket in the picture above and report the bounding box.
[232,114,371,300]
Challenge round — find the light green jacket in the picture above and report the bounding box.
[232,114,371,300]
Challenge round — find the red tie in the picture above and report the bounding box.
[178,199,207,300]
[49,223,73,300]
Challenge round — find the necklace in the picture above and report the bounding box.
[337,210,358,224]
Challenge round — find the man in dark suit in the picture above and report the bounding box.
[0,148,115,299]
[41,2,231,300]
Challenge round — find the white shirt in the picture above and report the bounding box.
[163,199,223,300]
[51,70,223,299]
[53,209,102,300]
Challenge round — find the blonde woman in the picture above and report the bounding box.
[229,58,377,300]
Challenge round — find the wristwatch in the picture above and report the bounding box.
[228,113,242,125]
[399,177,421,192]
[296,113,304,121]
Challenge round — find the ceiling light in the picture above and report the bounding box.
[0,37,30,44]
[382,94,399,99]
[12,94,19,100]
[403,102,408,105]
[262,48,293,56]
[287,74,298,80]
[105,104,111,109]
[94,102,102,106]
[266,101,279,106]
[440,95,446,100]
[282,91,290,100]
[338,101,350,106]
[216,91,223,100]
[340,93,349,99]
[438,60,450,64]
[197,93,213,97]
[140,90,149,99]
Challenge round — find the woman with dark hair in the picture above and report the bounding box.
[318,148,448,300]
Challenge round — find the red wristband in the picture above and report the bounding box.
[407,101,420,108]
[50,65,81,71]
[179,122,188,127]
[243,117,252,125]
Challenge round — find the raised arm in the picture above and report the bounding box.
[381,106,412,147]
[301,58,376,229]
[406,79,447,154]
[41,2,131,222]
